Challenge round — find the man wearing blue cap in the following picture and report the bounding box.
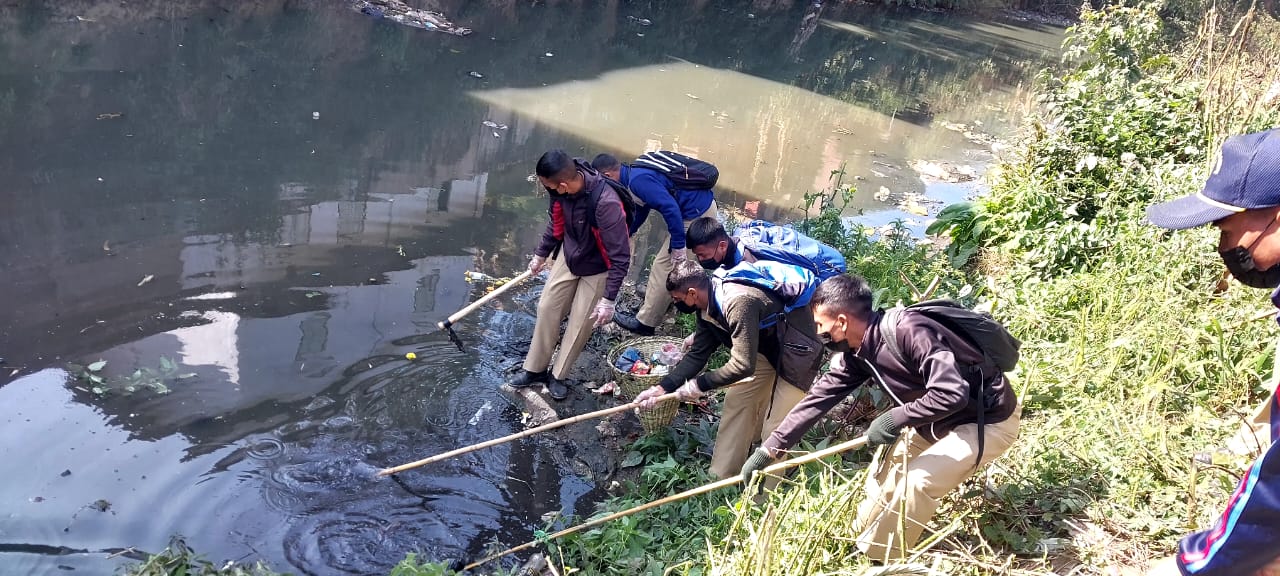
[1145,129,1280,575]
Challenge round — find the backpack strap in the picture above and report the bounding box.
[587,178,636,231]
[880,307,986,467]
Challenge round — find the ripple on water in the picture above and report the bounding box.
[283,507,464,576]
[246,437,285,461]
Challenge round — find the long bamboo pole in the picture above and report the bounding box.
[439,269,534,330]
[375,389,685,477]
[462,434,870,571]
[377,375,754,477]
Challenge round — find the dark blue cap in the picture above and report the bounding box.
[1147,129,1280,229]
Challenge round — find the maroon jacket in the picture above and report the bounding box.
[533,160,632,301]
[763,309,1018,453]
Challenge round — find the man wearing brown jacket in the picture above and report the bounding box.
[740,274,1021,561]
[505,150,632,401]
[634,261,819,479]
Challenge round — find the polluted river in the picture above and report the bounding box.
[0,2,1061,574]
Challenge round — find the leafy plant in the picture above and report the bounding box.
[388,554,459,576]
[69,356,195,396]
[121,536,280,576]
[925,201,988,268]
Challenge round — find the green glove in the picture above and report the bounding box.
[740,447,775,485]
[866,412,902,447]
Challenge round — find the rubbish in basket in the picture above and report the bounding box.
[614,345,683,377]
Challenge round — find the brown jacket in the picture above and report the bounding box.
[533,160,632,301]
[763,309,1018,453]
[659,282,818,393]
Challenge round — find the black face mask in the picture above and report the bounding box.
[818,331,851,354]
[674,300,699,314]
[1220,246,1280,288]
[698,257,720,270]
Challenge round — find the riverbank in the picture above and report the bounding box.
[541,3,1280,576]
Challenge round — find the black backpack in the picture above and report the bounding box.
[880,300,1020,467]
[881,300,1020,373]
[589,177,637,233]
[632,151,719,191]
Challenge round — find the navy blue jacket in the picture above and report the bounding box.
[618,165,715,251]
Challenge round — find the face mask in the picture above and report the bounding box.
[674,300,699,314]
[818,331,851,354]
[698,258,720,270]
[1220,246,1280,288]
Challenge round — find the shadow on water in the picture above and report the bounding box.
[0,1,1061,574]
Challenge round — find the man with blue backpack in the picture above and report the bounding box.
[633,260,823,479]
[591,152,719,337]
[686,217,848,282]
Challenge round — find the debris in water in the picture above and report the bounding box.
[626,15,653,26]
[136,275,154,287]
[493,131,501,138]
[102,240,111,252]
[405,352,417,361]
[593,381,617,395]
[685,93,700,100]
[352,0,472,36]
[96,113,122,120]
[544,52,554,57]
[468,71,484,79]
[468,400,493,426]
[312,111,319,120]
[875,186,892,202]
[31,496,44,503]
[61,470,72,477]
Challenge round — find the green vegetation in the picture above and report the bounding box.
[69,356,194,397]
[120,537,282,576]
[530,3,1280,575]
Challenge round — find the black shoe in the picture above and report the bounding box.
[547,376,569,401]
[506,370,547,388]
[612,312,656,336]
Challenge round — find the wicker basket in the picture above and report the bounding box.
[608,336,683,434]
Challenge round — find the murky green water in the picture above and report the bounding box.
[0,2,1060,574]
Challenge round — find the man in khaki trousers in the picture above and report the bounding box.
[506,150,632,401]
[593,154,717,336]
[633,261,818,479]
[741,274,1022,561]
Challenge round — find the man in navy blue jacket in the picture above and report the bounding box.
[592,153,717,336]
[1145,129,1280,576]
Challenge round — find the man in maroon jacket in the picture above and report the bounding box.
[739,274,1020,561]
[505,150,632,401]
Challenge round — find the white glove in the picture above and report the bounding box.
[591,298,616,328]
[682,333,696,352]
[675,379,704,402]
[670,249,687,264]
[634,385,667,409]
[529,255,547,275]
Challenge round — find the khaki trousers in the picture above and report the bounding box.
[523,257,606,380]
[854,407,1022,562]
[636,201,719,327]
[709,353,808,479]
